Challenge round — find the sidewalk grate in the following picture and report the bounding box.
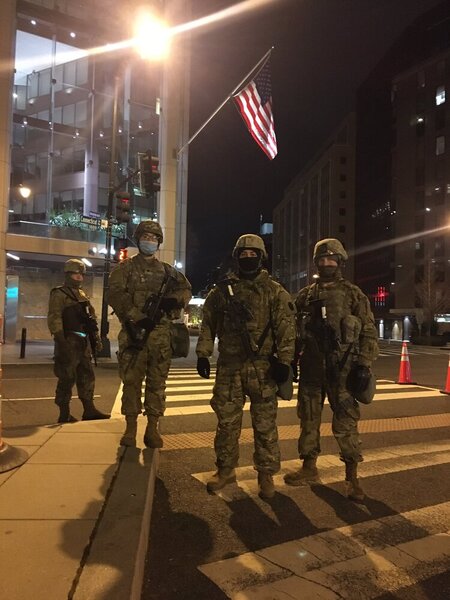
[161,413,450,451]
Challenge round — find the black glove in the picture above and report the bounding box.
[197,357,210,379]
[272,361,291,384]
[160,297,181,313]
[347,365,371,396]
[136,317,155,330]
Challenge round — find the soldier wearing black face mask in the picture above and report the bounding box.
[284,238,379,502]
[196,234,296,500]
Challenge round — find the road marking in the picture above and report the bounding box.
[3,394,101,402]
[198,501,450,599]
[162,388,443,414]
[192,439,450,493]
[111,383,123,417]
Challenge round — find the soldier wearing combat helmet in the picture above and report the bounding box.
[196,234,296,499]
[284,238,379,501]
[48,259,109,423]
[108,220,192,448]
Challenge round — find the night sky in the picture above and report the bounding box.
[185,0,441,294]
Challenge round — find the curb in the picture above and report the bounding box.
[73,447,159,600]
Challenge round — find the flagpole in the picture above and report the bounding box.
[178,46,274,156]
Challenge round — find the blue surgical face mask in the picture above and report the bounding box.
[140,240,159,256]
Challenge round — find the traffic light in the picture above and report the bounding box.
[115,191,131,223]
[113,238,128,262]
[138,151,160,196]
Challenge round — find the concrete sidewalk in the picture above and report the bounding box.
[0,337,198,599]
[1,418,158,600]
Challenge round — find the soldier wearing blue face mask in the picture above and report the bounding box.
[108,220,192,447]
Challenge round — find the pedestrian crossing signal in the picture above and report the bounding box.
[119,248,128,262]
[138,151,160,196]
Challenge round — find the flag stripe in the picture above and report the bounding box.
[236,85,277,158]
[233,58,278,159]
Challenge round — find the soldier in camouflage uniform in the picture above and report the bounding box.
[48,259,109,423]
[108,221,192,448]
[284,239,379,501]
[196,234,296,500]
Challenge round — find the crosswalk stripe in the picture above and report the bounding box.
[192,442,450,496]
[198,501,450,599]
[162,388,443,414]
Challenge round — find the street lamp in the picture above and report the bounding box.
[18,184,31,199]
[133,11,171,60]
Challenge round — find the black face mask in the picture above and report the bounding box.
[317,265,338,281]
[238,256,261,275]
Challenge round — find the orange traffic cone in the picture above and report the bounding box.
[397,341,417,384]
[440,354,450,395]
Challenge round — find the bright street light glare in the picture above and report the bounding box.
[133,12,171,60]
[18,184,31,199]
[81,258,92,267]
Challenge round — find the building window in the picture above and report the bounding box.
[415,265,424,283]
[436,107,445,130]
[339,208,346,216]
[436,85,445,106]
[416,116,425,137]
[436,136,445,156]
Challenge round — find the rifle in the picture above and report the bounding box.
[124,271,173,367]
[221,282,259,357]
[79,302,99,366]
[309,299,341,384]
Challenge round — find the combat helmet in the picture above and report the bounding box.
[313,238,348,264]
[64,258,86,274]
[232,234,268,259]
[134,220,163,243]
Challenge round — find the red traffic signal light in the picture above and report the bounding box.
[115,191,131,223]
[138,151,160,196]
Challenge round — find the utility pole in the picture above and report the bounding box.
[98,75,120,358]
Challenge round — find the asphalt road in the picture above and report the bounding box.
[2,342,449,598]
[141,344,450,600]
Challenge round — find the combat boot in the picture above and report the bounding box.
[81,399,110,421]
[258,472,275,499]
[120,416,138,447]
[58,405,77,424]
[284,457,319,486]
[206,467,236,492]
[143,416,163,448]
[345,462,365,502]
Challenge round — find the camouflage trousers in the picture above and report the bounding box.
[211,358,280,474]
[297,353,362,463]
[117,324,172,418]
[53,334,95,408]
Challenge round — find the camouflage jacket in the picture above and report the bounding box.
[47,285,97,336]
[196,270,296,364]
[108,253,192,324]
[295,278,379,366]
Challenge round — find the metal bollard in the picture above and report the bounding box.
[20,327,27,359]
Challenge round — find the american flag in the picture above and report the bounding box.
[233,58,277,160]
